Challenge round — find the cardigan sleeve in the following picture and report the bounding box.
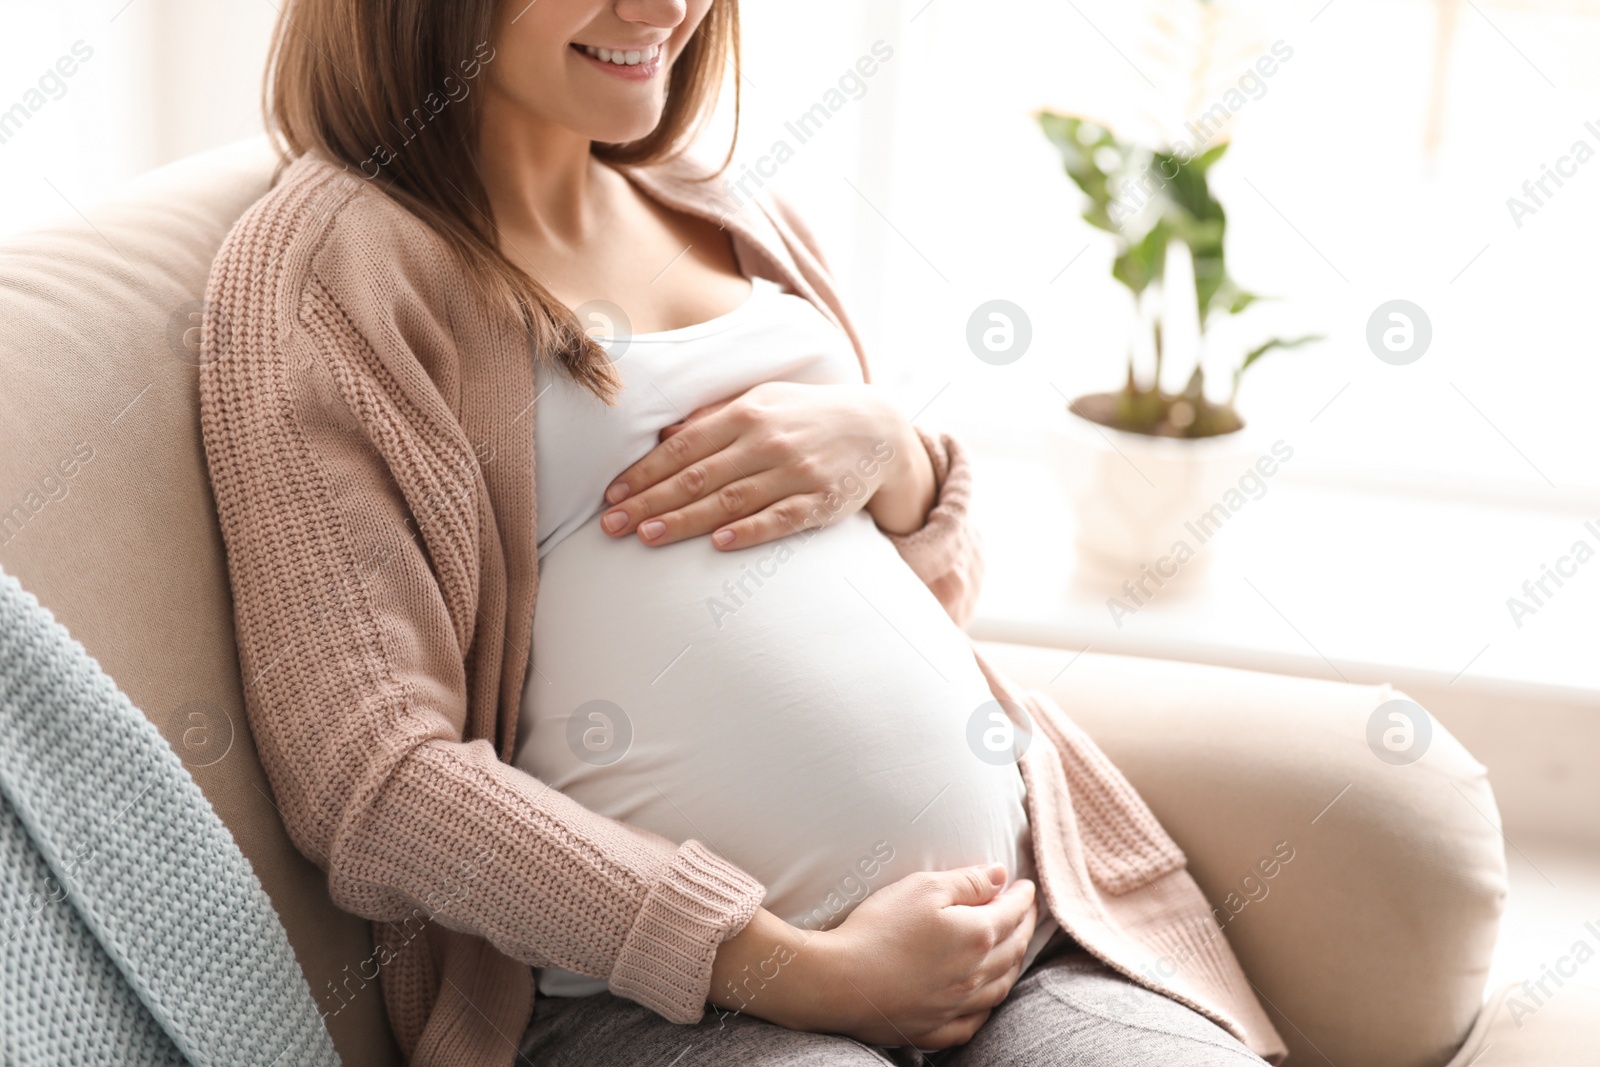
[196,197,763,1027]
[879,425,987,629]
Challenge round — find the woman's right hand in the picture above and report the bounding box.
[709,864,1038,1050]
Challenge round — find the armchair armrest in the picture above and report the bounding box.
[976,641,1508,1067]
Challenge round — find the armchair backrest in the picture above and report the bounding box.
[0,136,401,1067]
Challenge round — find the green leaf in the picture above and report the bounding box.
[1161,156,1224,226]
[1198,277,1262,327]
[1224,284,1266,316]
[1112,222,1170,295]
[1191,249,1228,323]
[1240,333,1322,373]
[1037,112,1123,233]
[1192,141,1230,174]
[1232,335,1325,399]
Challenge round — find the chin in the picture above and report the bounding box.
[585,109,666,147]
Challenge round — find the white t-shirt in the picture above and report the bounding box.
[517,276,1055,997]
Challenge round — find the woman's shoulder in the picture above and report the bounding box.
[214,150,455,303]
[207,149,491,349]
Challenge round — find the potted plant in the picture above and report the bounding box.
[1037,112,1320,589]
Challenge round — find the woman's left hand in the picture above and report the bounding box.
[598,381,936,550]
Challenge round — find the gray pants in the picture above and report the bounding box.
[518,943,1268,1066]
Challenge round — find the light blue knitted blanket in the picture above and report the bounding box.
[0,567,339,1066]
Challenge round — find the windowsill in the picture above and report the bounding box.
[963,436,1600,705]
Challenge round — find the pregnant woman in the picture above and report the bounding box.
[198,0,1288,1064]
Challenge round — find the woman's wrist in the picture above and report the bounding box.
[708,908,842,1030]
[865,407,937,536]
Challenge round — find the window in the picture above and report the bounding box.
[0,0,273,240]
[733,0,1600,502]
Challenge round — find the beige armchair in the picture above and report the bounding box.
[0,137,1589,1066]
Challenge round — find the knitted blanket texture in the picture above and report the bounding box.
[0,566,338,1066]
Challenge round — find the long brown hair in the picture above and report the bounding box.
[264,0,741,402]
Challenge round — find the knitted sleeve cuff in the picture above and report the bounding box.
[607,840,766,1023]
[881,426,985,626]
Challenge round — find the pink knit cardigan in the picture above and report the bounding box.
[197,150,1287,1065]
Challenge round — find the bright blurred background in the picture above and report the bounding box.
[6,0,1599,495]
[4,0,1597,983]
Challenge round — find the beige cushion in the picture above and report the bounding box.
[0,134,1554,1066]
[0,136,400,1067]
[980,643,1510,1067]
[1446,980,1600,1066]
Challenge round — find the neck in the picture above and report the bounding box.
[477,88,607,246]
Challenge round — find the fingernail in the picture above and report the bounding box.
[605,482,629,504]
[640,519,666,541]
[712,528,734,547]
[602,510,627,533]
[987,863,1006,887]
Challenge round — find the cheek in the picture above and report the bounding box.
[486,9,578,109]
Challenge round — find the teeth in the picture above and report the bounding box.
[581,43,658,66]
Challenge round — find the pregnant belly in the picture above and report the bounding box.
[516,509,1035,934]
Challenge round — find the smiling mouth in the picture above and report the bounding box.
[571,42,663,67]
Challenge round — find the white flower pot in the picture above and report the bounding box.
[1050,407,1261,594]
